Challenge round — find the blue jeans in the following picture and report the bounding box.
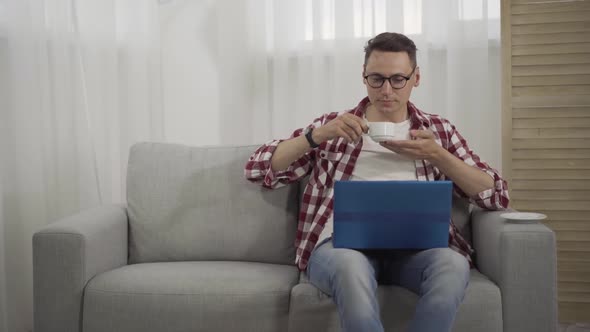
[306,239,470,332]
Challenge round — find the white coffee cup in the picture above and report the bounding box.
[367,122,396,142]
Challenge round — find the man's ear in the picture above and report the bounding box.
[413,66,421,87]
[362,64,367,84]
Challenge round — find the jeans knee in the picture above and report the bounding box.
[331,250,376,286]
[422,248,470,295]
[432,249,469,276]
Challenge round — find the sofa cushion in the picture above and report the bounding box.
[288,269,501,332]
[83,261,299,332]
[452,195,472,244]
[126,142,299,264]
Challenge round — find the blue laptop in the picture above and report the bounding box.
[333,180,452,249]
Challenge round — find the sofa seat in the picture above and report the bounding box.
[82,261,299,332]
[288,269,502,332]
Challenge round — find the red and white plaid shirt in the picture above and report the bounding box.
[245,97,510,271]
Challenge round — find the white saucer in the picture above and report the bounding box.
[500,212,547,223]
[370,135,396,143]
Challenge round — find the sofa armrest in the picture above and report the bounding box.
[472,207,557,332]
[33,204,128,332]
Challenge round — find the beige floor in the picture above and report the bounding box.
[560,323,590,332]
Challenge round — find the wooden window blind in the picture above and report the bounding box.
[502,0,590,323]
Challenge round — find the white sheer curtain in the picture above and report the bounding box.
[210,0,501,162]
[0,0,500,331]
[1,1,165,331]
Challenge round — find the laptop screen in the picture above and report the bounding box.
[333,180,452,249]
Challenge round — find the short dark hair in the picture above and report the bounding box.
[364,32,417,67]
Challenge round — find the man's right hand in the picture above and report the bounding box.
[313,114,369,144]
[270,113,368,171]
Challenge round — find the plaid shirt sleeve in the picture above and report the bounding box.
[244,114,328,189]
[439,120,510,210]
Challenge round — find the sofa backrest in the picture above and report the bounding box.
[452,195,472,244]
[126,142,299,265]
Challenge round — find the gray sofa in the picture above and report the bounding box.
[33,142,558,332]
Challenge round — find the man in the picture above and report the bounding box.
[244,32,509,332]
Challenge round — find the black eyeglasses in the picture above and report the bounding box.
[364,66,417,89]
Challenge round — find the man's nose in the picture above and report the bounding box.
[380,79,394,93]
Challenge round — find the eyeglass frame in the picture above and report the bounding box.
[363,66,417,89]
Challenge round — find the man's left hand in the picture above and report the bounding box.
[379,129,443,161]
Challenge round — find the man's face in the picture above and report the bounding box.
[363,50,420,114]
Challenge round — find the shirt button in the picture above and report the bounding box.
[320,153,326,158]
